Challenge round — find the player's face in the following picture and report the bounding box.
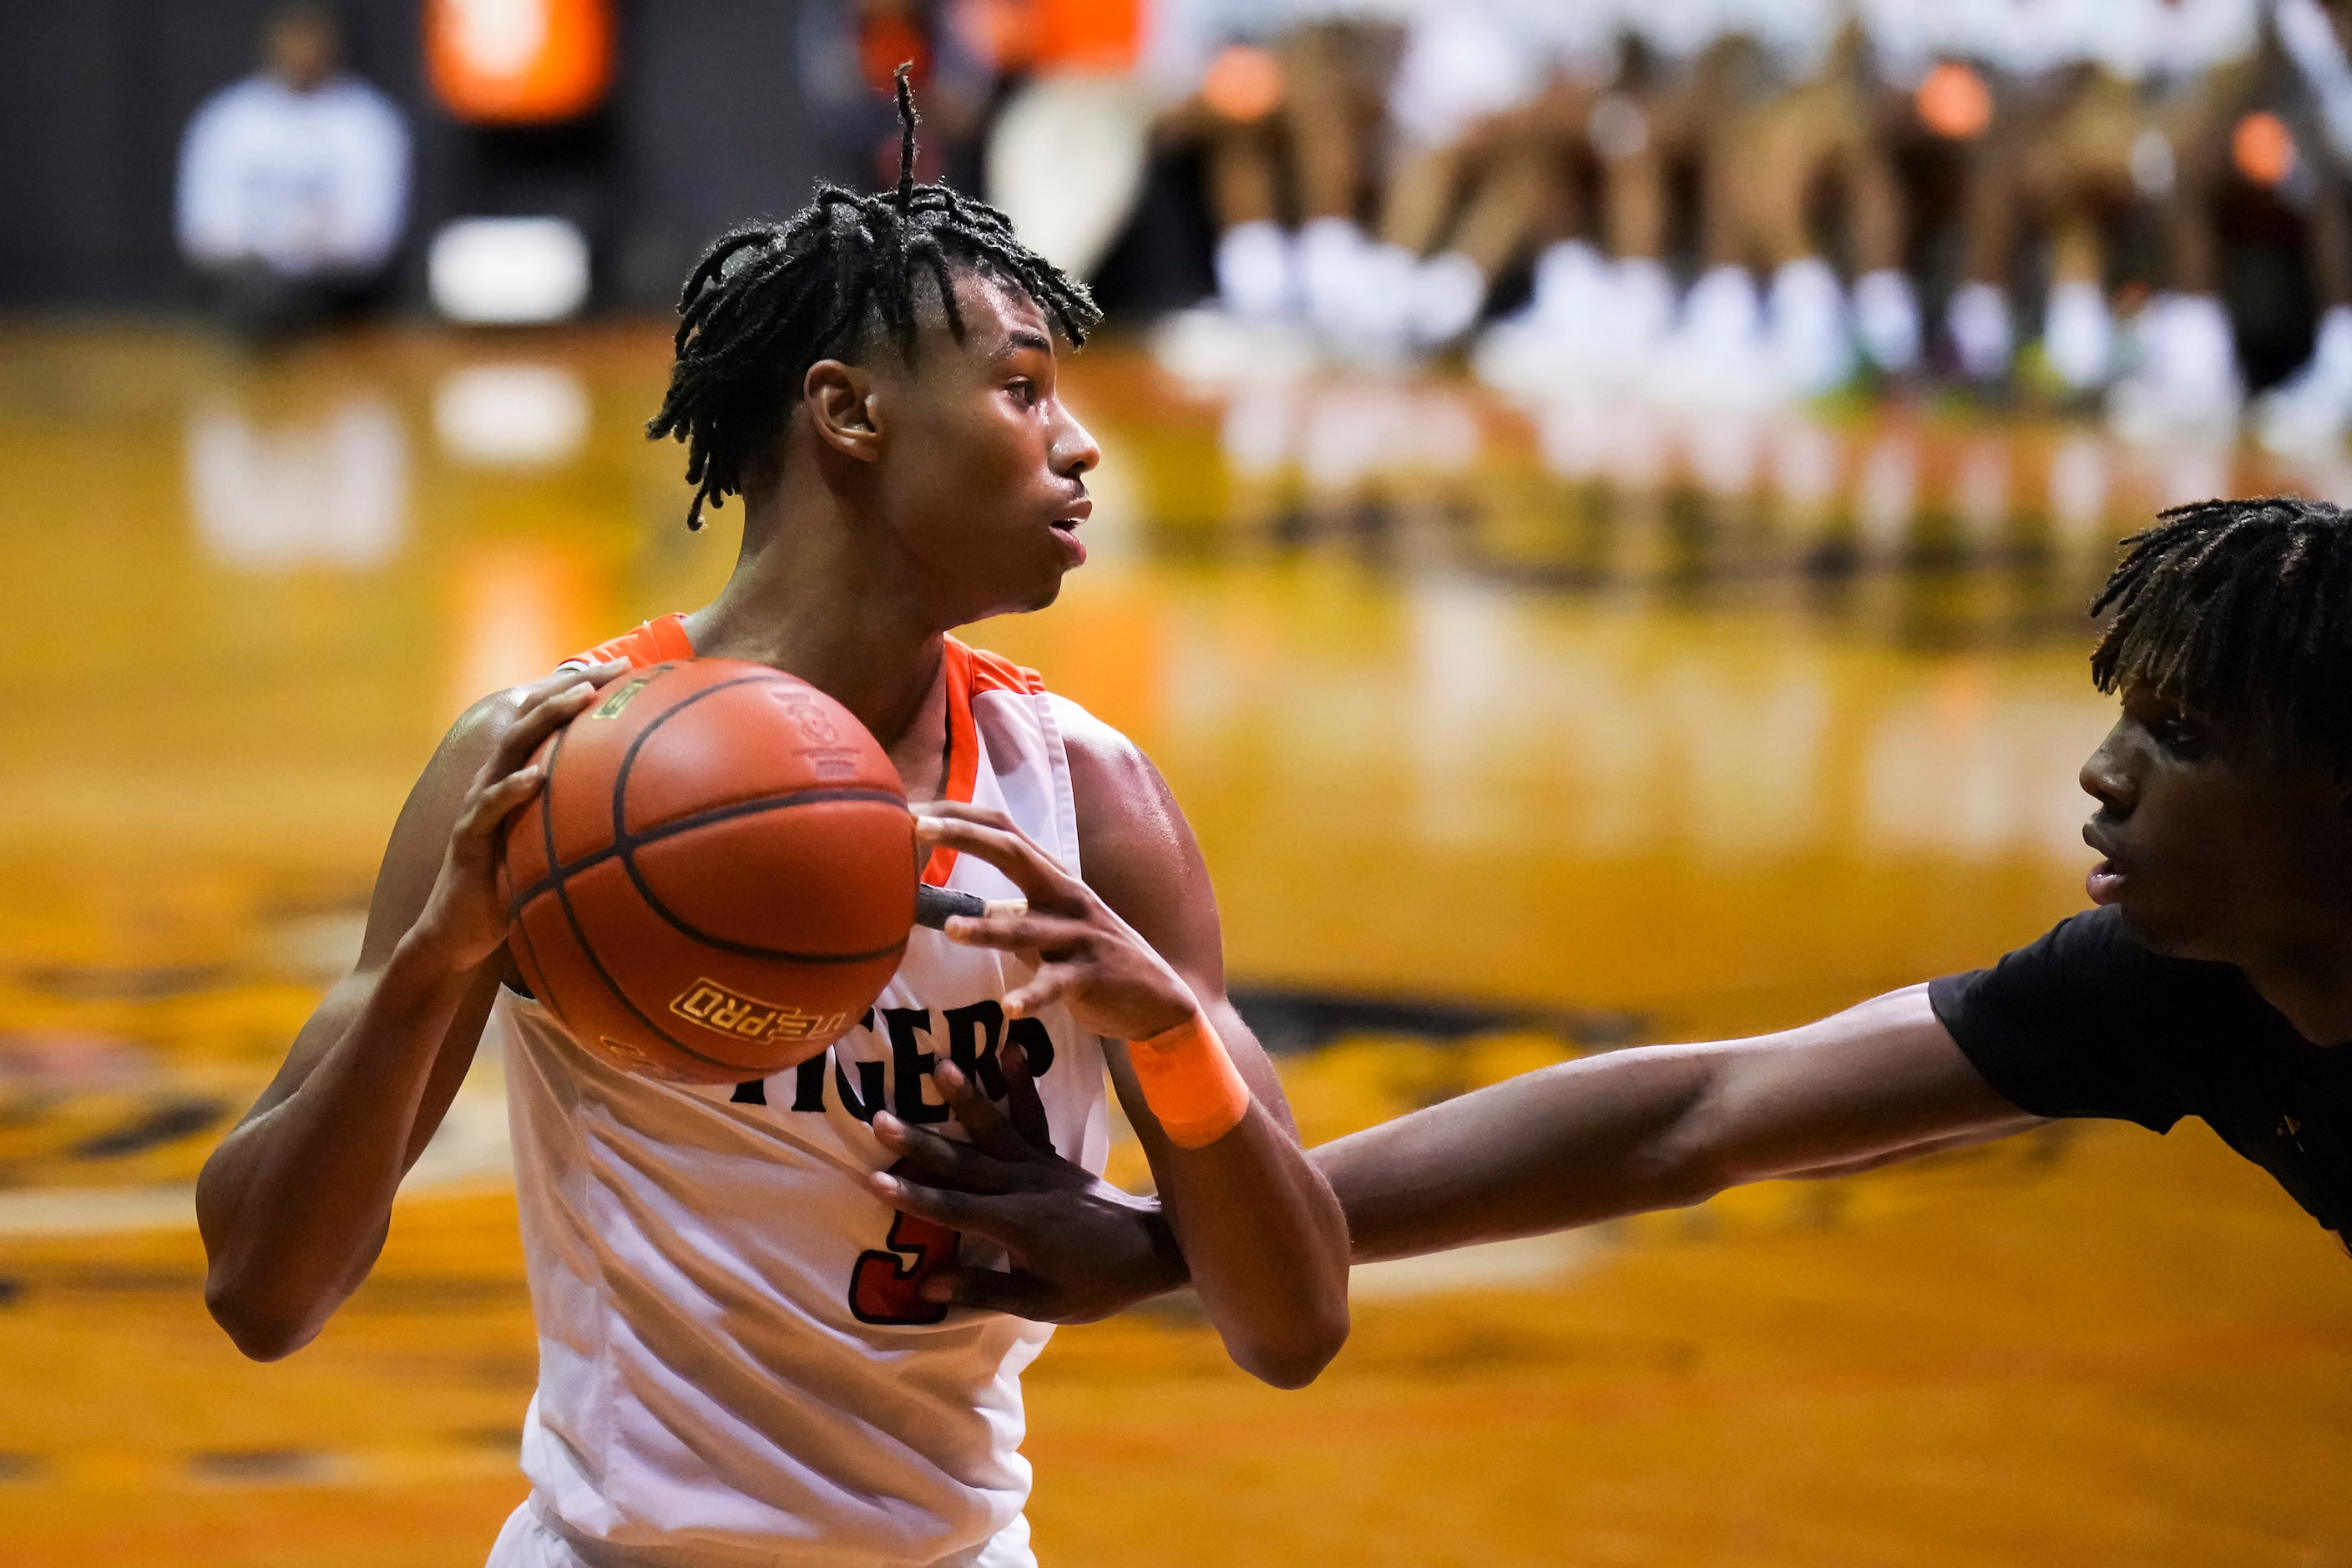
[872,275,1100,624]
[2078,685,2352,962]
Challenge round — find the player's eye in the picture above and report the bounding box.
[2148,709,2204,757]
[1007,378,1038,407]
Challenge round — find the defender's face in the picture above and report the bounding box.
[871,276,1099,625]
[2078,686,2349,961]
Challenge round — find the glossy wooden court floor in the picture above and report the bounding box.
[2,325,2347,1565]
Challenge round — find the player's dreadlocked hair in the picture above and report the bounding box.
[645,65,1100,529]
[2090,496,2352,765]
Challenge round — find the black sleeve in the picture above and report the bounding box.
[1928,907,2198,1133]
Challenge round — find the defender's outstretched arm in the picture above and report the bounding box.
[1321,985,2035,1262]
[197,668,615,1360]
[877,985,2037,1322]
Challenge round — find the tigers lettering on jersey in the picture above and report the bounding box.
[726,999,1059,1116]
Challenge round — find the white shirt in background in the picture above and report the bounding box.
[1943,0,2256,83]
[176,73,411,277]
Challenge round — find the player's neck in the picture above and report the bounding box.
[685,483,947,756]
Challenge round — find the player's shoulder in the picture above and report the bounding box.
[1044,693,1197,893]
[433,669,596,781]
[1044,692,1152,797]
[949,642,1181,859]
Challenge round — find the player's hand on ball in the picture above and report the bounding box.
[411,662,625,970]
[913,801,1197,1039]
[870,1042,1186,1323]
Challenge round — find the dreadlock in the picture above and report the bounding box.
[2089,496,2352,766]
[645,63,1100,529]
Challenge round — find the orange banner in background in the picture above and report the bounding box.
[427,0,614,125]
[961,0,1140,74]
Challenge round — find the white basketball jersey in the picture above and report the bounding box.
[489,628,1111,1567]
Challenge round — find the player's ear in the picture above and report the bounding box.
[805,360,883,463]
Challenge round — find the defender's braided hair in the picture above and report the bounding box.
[2090,496,2352,764]
[645,65,1099,529]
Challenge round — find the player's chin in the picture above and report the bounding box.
[2109,890,2204,959]
[1010,554,1070,613]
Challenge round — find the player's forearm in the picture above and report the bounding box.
[196,933,480,1359]
[1313,1046,1727,1263]
[1152,1109,1351,1388]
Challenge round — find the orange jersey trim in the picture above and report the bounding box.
[572,612,695,670]
[563,620,1040,890]
[923,637,1045,887]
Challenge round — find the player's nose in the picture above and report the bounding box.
[1050,404,1100,479]
[2078,721,2137,817]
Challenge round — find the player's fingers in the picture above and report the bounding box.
[941,913,1095,959]
[912,799,1032,842]
[918,1265,1060,1318]
[508,658,621,726]
[868,1171,1024,1243]
[1002,964,1084,1020]
[872,1110,1019,1194]
[481,677,599,785]
[999,1039,1055,1151]
[911,815,1080,908]
[928,1062,1030,1162]
[456,763,547,843]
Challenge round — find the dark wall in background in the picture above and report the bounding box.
[0,0,832,311]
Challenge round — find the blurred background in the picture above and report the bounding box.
[5,2,2352,1564]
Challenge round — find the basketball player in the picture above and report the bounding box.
[194,80,1348,1567]
[874,498,2352,1322]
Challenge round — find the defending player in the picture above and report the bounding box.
[195,79,1348,1567]
[874,498,2352,1321]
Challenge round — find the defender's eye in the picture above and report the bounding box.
[2150,711,2204,756]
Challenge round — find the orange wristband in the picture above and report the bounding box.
[1128,1009,1252,1149]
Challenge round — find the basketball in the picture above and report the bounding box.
[498,659,918,1085]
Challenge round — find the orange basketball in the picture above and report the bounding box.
[499,660,917,1085]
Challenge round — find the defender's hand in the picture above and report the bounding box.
[870,1043,1187,1323]
[409,663,624,969]
[913,801,1197,1040]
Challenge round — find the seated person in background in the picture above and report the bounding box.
[1650,10,1920,403]
[1154,4,1400,339]
[1947,0,2257,422]
[1360,0,1615,356]
[1486,3,1889,409]
[1475,14,1737,398]
[2253,0,2352,455]
[175,4,410,345]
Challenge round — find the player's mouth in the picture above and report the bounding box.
[1048,498,1090,567]
[2082,822,2128,906]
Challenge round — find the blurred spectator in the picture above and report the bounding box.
[1152,5,1403,344]
[798,0,996,195]
[2256,0,2352,453]
[1358,2,1610,354]
[1641,9,1915,405]
[175,5,411,345]
[1950,0,2258,431]
[984,0,1156,284]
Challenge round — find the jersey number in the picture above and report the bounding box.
[848,1167,960,1326]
